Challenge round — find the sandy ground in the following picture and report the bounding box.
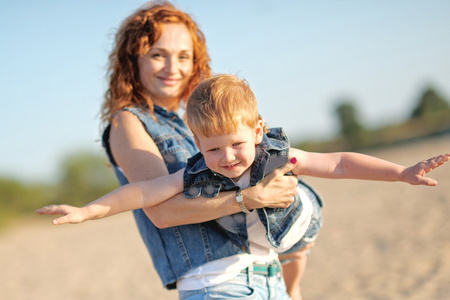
[1,135,449,300]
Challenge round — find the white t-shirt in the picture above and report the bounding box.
[177,170,312,290]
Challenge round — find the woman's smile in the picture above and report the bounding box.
[157,76,181,86]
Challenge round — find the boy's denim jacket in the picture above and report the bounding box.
[102,106,245,290]
[183,128,310,253]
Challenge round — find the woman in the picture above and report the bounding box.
[101,1,303,298]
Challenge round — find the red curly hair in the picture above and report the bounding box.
[101,1,211,123]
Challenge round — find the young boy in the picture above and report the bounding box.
[37,74,449,299]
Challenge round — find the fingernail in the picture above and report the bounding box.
[290,157,297,164]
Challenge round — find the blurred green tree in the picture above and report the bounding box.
[411,87,450,119]
[335,101,369,150]
[0,178,52,226]
[55,152,119,207]
[0,152,119,228]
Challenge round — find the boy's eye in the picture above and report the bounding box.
[233,142,243,147]
[207,148,219,152]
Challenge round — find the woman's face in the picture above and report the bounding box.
[138,23,194,109]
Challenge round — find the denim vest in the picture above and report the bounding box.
[183,128,322,254]
[102,106,244,289]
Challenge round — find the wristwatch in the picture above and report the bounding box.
[236,190,250,214]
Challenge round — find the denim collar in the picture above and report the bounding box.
[152,105,182,119]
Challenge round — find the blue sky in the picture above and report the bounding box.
[1,0,450,182]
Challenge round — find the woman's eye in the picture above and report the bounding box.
[179,52,192,60]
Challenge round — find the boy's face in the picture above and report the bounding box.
[195,121,264,181]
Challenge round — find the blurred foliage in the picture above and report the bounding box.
[0,152,118,229]
[0,178,53,227]
[335,101,369,149]
[411,87,449,119]
[296,85,450,152]
[55,153,119,207]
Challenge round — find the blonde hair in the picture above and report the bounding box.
[101,1,211,123]
[186,74,260,137]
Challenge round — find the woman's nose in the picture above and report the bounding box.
[164,56,178,74]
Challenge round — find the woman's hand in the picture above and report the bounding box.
[243,158,299,209]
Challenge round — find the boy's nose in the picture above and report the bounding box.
[223,149,236,162]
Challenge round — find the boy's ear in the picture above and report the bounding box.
[255,120,264,144]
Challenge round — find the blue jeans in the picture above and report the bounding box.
[178,271,291,299]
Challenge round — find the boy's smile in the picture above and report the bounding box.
[195,122,263,181]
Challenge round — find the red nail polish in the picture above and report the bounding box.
[290,157,297,164]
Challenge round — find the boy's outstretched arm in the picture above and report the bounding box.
[290,148,449,185]
[36,169,184,225]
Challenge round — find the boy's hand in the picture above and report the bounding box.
[402,154,450,186]
[36,205,88,225]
